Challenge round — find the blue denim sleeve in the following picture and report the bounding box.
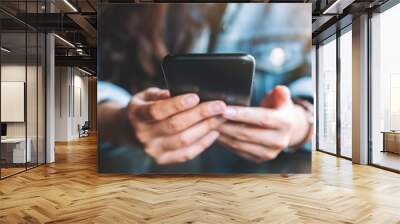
[288,76,313,103]
[97,81,132,106]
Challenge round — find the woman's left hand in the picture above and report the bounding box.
[217,86,310,163]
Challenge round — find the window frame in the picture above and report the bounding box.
[315,23,353,160]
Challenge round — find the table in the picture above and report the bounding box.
[1,138,31,164]
[381,131,400,154]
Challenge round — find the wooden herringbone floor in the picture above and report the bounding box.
[1,135,400,224]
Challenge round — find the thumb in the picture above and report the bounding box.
[261,85,292,108]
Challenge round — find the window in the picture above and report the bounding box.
[339,28,352,158]
[370,3,400,171]
[317,37,337,154]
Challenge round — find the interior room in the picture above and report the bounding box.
[370,3,400,171]
[0,0,400,223]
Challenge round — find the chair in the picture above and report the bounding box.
[78,121,90,138]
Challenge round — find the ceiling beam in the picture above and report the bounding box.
[322,0,356,14]
[67,13,97,46]
[55,55,96,72]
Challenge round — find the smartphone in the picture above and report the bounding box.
[162,53,255,106]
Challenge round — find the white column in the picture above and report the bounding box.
[46,32,55,163]
[352,14,369,164]
[311,45,317,150]
[45,1,56,163]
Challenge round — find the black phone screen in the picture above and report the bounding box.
[162,53,255,106]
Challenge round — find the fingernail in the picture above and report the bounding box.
[183,94,199,107]
[160,90,170,96]
[223,107,237,118]
[208,131,220,140]
[209,101,226,114]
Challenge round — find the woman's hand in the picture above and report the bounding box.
[217,86,310,163]
[128,87,226,165]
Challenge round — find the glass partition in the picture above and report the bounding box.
[1,30,28,177]
[317,36,337,154]
[38,32,45,165]
[27,30,38,169]
[0,1,46,179]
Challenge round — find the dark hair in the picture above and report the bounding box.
[99,4,206,93]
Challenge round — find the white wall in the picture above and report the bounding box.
[55,67,89,141]
[1,65,26,138]
[55,67,69,141]
[1,65,41,138]
[72,73,89,138]
[374,5,400,130]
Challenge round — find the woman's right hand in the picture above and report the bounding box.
[127,87,226,165]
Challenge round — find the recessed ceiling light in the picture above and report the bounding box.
[322,0,354,15]
[63,0,78,12]
[54,34,75,48]
[1,47,11,53]
[78,67,92,76]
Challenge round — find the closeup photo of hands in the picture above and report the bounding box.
[97,3,313,174]
[218,85,312,163]
[125,85,311,165]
